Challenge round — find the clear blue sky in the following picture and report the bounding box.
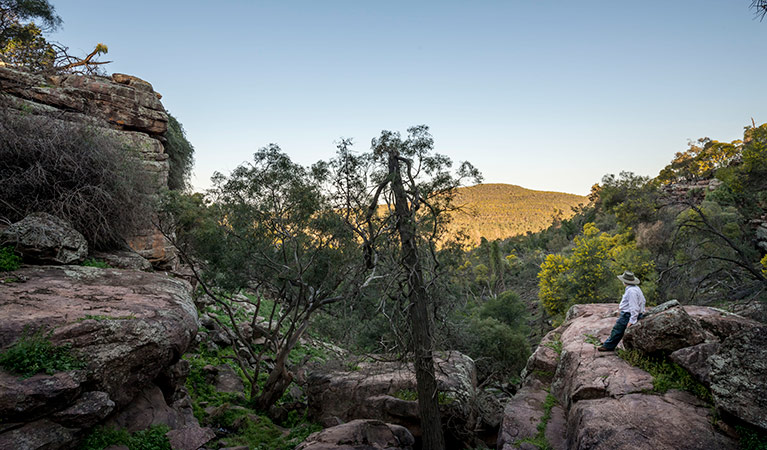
[51,1,767,195]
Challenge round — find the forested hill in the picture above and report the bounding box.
[449,183,588,244]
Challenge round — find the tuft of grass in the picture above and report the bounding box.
[79,424,171,450]
[82,258,110,268]
[584,334,601,347]
[515,393,557,450]
[617,349,712,402]
[543,338,563,355]
[77,314,136,322]
[393,389,419,401]
[0,246,21,272]
[0,328,84,378]
[391,388,453,405]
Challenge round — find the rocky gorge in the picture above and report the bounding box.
[1,68,766,450]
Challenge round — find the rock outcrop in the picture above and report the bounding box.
[0,212,88,265]
[0,265,200,449]
[622,304,706,354]
[709,325,767,431]
[296,419,415,450]
[305,351,493,448]
[498,303,762,450]
[0,66,175,268]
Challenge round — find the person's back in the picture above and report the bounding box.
[599,271,645,351]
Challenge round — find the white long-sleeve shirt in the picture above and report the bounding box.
[619,285,646,325]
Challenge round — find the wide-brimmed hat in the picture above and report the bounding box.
[617,271,641,285]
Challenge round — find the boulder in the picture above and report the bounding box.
[0,419,78,450]
[0,213,87,264]
[623,304,706,354]
[550,304,653,408]
[0,265,198,446]
[0,370,85,423]
[106,383,196,432]
[211,364,245,395]
[497,382,550,450]
[295,419,415,450]
[51,390,114,429]
[709,325,767,431]
[566,392,736,450]
[684,306,760,340]
[670,342,720,387]
[165,426,216,450]
[502,303,737,450]
[520,331,560,384]
[306,352,477,444]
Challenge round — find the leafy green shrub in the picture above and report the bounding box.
[393,389,418,401]
[82,258,110,268]
[0,329,84,377]
[79,424,171,450]
[465,316,530,379]
[164,113,195,191]
[0,246,21,271]
[538,223,657,317]
[0,110,153,249]
[617,349,711,402]
[737,425,767,450]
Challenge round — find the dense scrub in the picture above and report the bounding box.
[462,122,767,332]
[164,112,195,191]
[0,110,153,249]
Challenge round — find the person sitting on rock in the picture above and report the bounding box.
[598,271,646,352]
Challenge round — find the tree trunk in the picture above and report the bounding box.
[388,149,446,450]
[254,318,310,411]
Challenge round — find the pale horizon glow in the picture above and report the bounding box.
[50,1,767,196]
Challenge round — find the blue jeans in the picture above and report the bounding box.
[602,312,643,350]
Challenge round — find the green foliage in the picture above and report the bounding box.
[79,425,171,450]
[78,314,136,322]
[0,328,84,377]
[617,349,711,402]
[81,258,110,268]
[164,113,195,191]
[465,315,530,379]
[658,138,739,185]
[584,334,601,347]
[0,0,60,70]
[538,223,656,317]
[737,425,767,450]
[542,338,563,355]
[393,389,419,401]
[214,407,321,450]
[516,393,557,450]
[392,388,454,405]
[0,246,20,271]
[479,290,529,329]
[183,345,248,420]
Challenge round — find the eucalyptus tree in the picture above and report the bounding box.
[326,126,481,450]
[163,145,366,411]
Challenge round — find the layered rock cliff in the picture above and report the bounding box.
[0,66,175,268]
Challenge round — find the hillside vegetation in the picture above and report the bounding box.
[448,183,588,244]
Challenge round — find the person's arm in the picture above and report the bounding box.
[627,289,641,325]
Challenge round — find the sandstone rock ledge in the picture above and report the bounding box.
[499,303,749,450]
[0,265,201,449]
